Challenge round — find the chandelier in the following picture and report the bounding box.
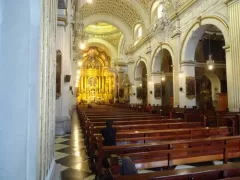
[153,0,178,36]
[206,34,215,70]
[76,21,88,50]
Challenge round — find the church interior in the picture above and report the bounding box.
[1,0,240,180]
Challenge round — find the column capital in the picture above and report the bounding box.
[223,45,231,52]
[224,0,239,5]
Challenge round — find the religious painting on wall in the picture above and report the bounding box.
[186,77,196,99]
[154,83,162,99]
[119,88,124,98]
[136,87,143,99]
[56,50,62,99]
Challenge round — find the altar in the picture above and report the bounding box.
[76,47,114,103]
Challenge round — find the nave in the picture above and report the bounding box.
[70,104,240,179]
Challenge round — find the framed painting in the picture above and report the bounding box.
[119,88,124,98]
[154,83,165,99]
[186,77,196,99]
[56,50,62,99]
[136,87,143,99]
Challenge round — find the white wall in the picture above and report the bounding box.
[56,1,74,118]
[0,0,41,179]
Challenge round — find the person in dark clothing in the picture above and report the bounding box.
[96,157,113,180]
[119,156,138,176]
[100,120,116,146]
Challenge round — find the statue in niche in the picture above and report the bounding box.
[56,50,62,99]
[88,77,97,87]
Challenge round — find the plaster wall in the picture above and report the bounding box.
[56,2,74,118]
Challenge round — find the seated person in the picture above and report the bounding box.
[119,156,138,176]
[100,120,116,146]
[147,104,152,114]
[97,157,113,180]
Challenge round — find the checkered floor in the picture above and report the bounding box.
[55,110,240,179]
[55,111,94,180]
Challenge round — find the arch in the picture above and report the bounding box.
[86,38,118,58]
[203,72,221,101]
[181,16,229,62]
[151,43,174,73]
[83,14,133,43]
[134,57,148,79]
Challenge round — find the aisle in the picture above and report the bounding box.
[54,111,94,180]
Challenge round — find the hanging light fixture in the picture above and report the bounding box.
[161,72,166,81]
[76,1,89,51]
[206,34,215,70]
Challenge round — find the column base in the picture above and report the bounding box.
[45,160,61,180]
[55,116,72,136]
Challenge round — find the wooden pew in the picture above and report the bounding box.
[97,136,240,175]
[88,127,233,172]
[216,112,240,135]
[104,127,233,145]
[91,122,204,134]
[114,162,240,180]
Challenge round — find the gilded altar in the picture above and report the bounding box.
[77,46,115,103]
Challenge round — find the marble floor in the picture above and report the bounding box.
[55,111,93,180]
[54,110,240,179]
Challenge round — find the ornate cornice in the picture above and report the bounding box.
[180,60,195,66]
[124,32,154,55]
[169,0,197,20]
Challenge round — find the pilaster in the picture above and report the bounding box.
[226,0,240,111]
[179,61,196,108]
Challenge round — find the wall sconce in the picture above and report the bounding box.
[133,93,136,96]
[150,91,153,94]
[179,87,183,92]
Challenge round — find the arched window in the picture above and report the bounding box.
[137,26,142,38]
[134,24,143,40]
[157,4,163,19]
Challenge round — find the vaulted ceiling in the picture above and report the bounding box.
[77,0,155,30]
[79,0,142,29]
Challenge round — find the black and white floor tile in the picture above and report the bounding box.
[54,111,93,180]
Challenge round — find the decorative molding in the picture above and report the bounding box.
[180,61,196,66]
[169,0,197,20]
[57,17,68,26]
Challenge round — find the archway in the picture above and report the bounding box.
[185,23,228,111]
[151,48,173,108]
[135,60,148,106]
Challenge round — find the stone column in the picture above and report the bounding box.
[118,69,125,102]
[0,0,60,180]
[224,46,233,110]
[226,0,240,111]
[179,61,196,108]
